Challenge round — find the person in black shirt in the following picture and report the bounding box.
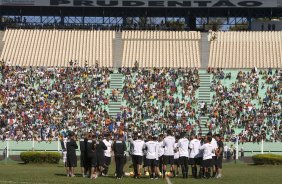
[215,134,224,178]
[96,135,107,175]
[79,133,88,177]
[66,132,78,177]
[86,134,98,179]
[113,134,127,179]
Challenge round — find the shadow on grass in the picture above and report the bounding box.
[247,163,257,166]
[55,173,84,177]
[17,162,26,165]
[54,173,123,179]
[55,173,68,177]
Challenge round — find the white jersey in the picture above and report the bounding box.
[189,138,201,158]
[103,139,112,158]
[145,141,159,159]
[163,136,176,156]
[174,143,180,159]
[200,143,215,160]
[158,141,164,158]
[177,138,189,157]
[132,139,145,156]
[211,138,218,157]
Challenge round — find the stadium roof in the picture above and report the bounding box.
[0,0,282,17]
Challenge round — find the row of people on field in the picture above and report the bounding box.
[61,130,224,180]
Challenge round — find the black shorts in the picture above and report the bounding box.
[66,156,77,167]
[163,155,174,165]
[146,159,157,167]
[197,157,203,167]
[88,155,97,168]
[179,157,189,165]
[132,155,143,165]
[215,156,223,169]
[80,154,86,167]
[189,158,196,165]
[212,156,217,166]
[174,159,180,166]
[143,156,148,167]
[203,159,213,168]
[157,156,164,166]
[105,156,111,166]
[97,155,105,167]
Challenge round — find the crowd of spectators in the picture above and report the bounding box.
[207,67,282,143]
[0,61,281,143]
[120,67,200,137]
[0,62,112,141]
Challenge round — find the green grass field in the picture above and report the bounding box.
[0,160,281,184]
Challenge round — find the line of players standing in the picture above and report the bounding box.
[61,132,126,179]
[61,130,224,180]
[130,130,224,179]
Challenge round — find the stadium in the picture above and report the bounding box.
[0,0,281,184]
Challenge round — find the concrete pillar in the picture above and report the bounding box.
[184,17,189,30]
[247,16,252,30]
[60,16,65,26]
[188,16,196,31]
[122,16,127,27]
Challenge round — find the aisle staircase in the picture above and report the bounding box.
[198,70,212,135]
[108,72,123,117]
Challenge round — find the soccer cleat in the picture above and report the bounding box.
[216,174,222,179]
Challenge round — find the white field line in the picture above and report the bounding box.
[165,176,173,184]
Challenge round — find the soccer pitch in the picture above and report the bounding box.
[0,160,281,184]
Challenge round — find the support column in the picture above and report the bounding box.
[122,16,127,27]
[188,16,196,31]
[184,17,189,30]
[0,7,2,24]
[60,15,65,26]
[247,16,252,30]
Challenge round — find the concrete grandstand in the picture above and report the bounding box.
[0,29,281,157]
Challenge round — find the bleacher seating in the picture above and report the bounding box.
[1,29,115,67]
[122,31,201,40]
[209,31,282,68]
[121,31,201,68]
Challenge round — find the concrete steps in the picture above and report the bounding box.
[198,71,212,135]
[108,73,123,117]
